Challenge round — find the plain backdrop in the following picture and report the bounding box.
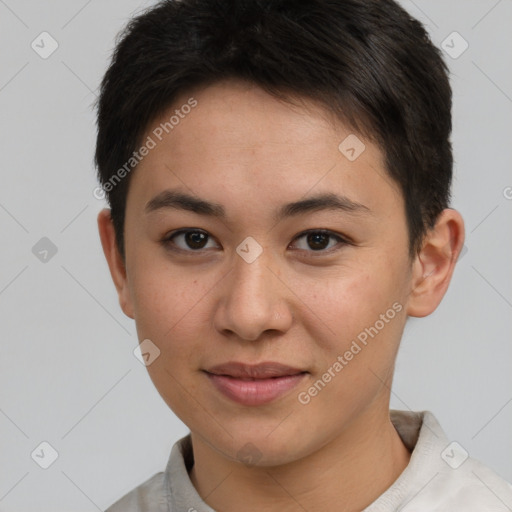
[0,1,511,510]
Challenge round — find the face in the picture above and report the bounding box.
[112,80,418,465]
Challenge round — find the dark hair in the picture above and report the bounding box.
[94,0,453,262]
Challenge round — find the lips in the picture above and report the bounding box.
[205,361,306,379]
[204,361,308,406]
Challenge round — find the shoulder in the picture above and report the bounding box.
[104,471,168,512]
[408,456,512,511]
[420,412,512,511]
[104,434,195,512]
[367,410,512,511]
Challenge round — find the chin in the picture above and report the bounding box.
[199,419,320,468]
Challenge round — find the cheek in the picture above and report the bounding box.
[298,264,401,341]
[296,259,407,386]
[294,271,406,423]
[128,259,214,360]
[129,245,202,323]
[128,266,214,419]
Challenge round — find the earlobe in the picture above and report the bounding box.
[97,208,135,319]
[406,209,465,318]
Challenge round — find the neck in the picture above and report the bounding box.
[189,404,411,512]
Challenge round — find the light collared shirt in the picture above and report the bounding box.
[105,410,512,511]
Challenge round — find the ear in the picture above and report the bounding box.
[406,209,465,318]
[97,208,135,319]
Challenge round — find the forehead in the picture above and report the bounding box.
[156,80,361,153]
[127,80,401,220]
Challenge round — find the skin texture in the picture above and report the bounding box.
[98,80,465,512]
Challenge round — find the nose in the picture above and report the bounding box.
[213,246,293,341]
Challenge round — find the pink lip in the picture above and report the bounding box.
[204,361,307,406]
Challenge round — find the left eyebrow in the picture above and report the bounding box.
[274,192,371,222]
[144,189,371,220]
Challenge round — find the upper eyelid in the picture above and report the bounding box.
[293,229,349,243]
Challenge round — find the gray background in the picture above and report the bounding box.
[0,0,511,510]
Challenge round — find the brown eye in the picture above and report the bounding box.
[306,232,330,250]
[163,229,218,252]
[291,230,349,254]
[183,231,208,249]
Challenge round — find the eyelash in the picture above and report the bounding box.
[161,228,352,257]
